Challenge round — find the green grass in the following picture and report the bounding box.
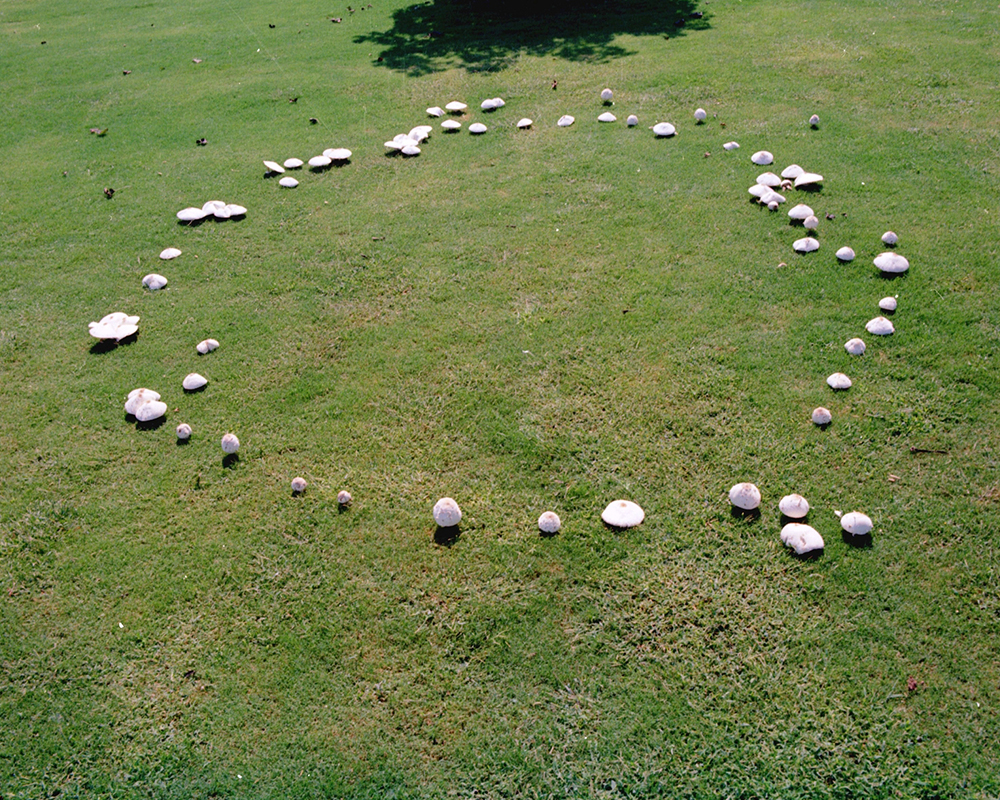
[1,0,999,797]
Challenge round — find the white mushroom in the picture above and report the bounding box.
[751,151,774,165]
[516,118,532,129]
[781,164,805,179]
[557,115,575,127]
[597,112,617,123]
[263,160,284,174]
[601,500,645,528]
[308,155,332,168]
[809,114,820,127]
[812,407,832,426]
[626,115,639,127]
[836,246,856,262]
[441,120,461,131]
[874,252,909,273]
[283,157,304,169]
[176,423,192,440]
[827,372,852,390]
[793,237,820,253]
[841,511,873,536]
[142,273,168,291]
[408,127,432,141]
[492,98,505,108]
[225,204,247,217]
[723,141,740,150]
[767,201,780,211]
[125,388,160,415]
[176,207,209,222]
[794,172,824,188]
[291,477,307,494]
[401,145,421,156]
[729,482,761,511]
[694,107,707,122]
[881,231,898,246]
[445,101,467,113]
[879,296,898,312]
[779,494,810,519]
[213,204,232,220]
[196,338,219,354]
[426,106,444,117]
[748,184,771,199]
[538,511,561,534]
[221,433,240,454]
[652,122,676,137]
[780,523,824,555]
[756,172,782,187]
[788,204,814,221]
[159,247,182,260]
[433,497,462,527]
[134,400,167,422]
[337,490,352,506]
[480,98,497,111]
[324,148,353,161]
[182,373,208,391]
[866,316,895,335]
[844,337,866,355]
[468,122,487,134]
[600,88,614,102]
[279,176,299,188]
[202,201,227,213]
[90,312,140,341]
[803,215,819,230]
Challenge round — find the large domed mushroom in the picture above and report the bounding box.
[811,407,832,426]
[221,433,240,454]
[779,494,810,519]
[598,112,617,123]
[836,246,856,262]
[751,151,774,165]
[844,337,866,355]
[142,273,168,291]
[134,400,167,422]
[652,122,676,137]
[827,372,852,390]
[729,482,761,511]
[538,511,561,534]
[90,312,139,341]
[601,500,644,528]
[125,388,160,415]
[841,511,873,536]
[182,373,208,391]
[866,316,895,335]
[557,115,575,127]
[469,122,488,134]
[433,497,462,527]
[874,252,909,274]
[159,247,182,260]
[793,237,820,253]
[780,523,824,555]
[196,338,219,354]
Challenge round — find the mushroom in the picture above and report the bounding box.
[694,107,707,122]
[874,252,909,273]
[182,373,208,391]
[879,296,898,312]
[844,337,866,355]
[812,407,832,426]
[134,400,167,422]
[557,115,575,127]
[749,184,771,199]
[221,433,240,454]
[324,148,353,161]
[780,523,824,555]
[827,372,852,390]
[809,114,820,127]
[767,201,780,211]
[803,215,819,230]
[793,237,820,253]
[469,122,487,134]
[445,101,467,113]
[401,144,421,156]
[626,115,639,127]
[601,500,645,528]
[480,98,497,111]
[176,207,209,222]
[600,88,614,102]
[538,511,561,534]
[408,127,432,142]
[90,312,140,341]
[756,172,782,187]
[836,246,855,262]
[196,338,219,354]
[652,122,676,137]
[176,423,192,440]
[291,477,307,494]
[779,493,810,519]
[125,388,160,415]
[492,98,505,108]
[159,247,182,260]
[142,273,168,291]
[283,157,304,169]
[729,482,761,511]
[426,107,445,117]
[441,120,461,131]
[279,176,299,188]
[597,112,617,123]
[865,316,895,335]
[723,141,740,150]
[263,160,285,174]
[433,497,462,527]
[225,204,247,217]
[308,155,332,168]
[788,203,814,221]
[751,151,774,165]
[794,172,823,188]
[337,490,352,507]
[781,164,804,179]
[212,204,232,220]
[841,511,873,536]
[881,231,898,246]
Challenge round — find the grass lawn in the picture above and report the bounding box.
[1,0,999,796]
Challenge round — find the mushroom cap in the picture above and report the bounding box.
[142,273,168,291]
[196,338,219,354]
[177,206,209,221]
[694,107,707,121]
[91,312,140,341]
[557,115,575,127]
[433,497,462,527]
[626,114,639,127]
[723,141,740,150]
[652,122,676,137]
[445,101,467,112]
[751,150,774,165]
[324,148,353,160]
[881,230,898,245]
[767,201,779,211]
[401,144,421,156]
[125,388,160,415]
[492,98,505,108]
[263,160,285,173]
[213,205,232,220]
[182,372,208,391]
[176,423,192,440]
[597,112,617,123]
[781,164,805,179]
[308,155,332,167]
[794,172,824,188]
[866,316,895,336]
[516,118,532,129]
[601,500,645,528]
[879,296,898,312]
[780,523,824,555]
[221,433,240,454]
[409,126,432,141]
[225,204,247,217]
[427,106,444,117]
[844,337,866,355]
[761,190,786,205]
[812,406,832,425]
[441,120,462,130]
[538,511,561,533]
[600,88,614,101]
[809,114,820,126]
[836,246,856,262]
[756,172,782,187]
[729,482,761,510]
[827,372,852,390]
[283,157,304,169]
[202,200,227,213]
[841,511,873,536]
[793,237,820,253]
[788,203,814,220]
[874,252,909,273]
[159,247,182,260]
[779,493,810,519]
[803,215,819,230]
[749,184,771,199]
[337,490,352,506]
[291,477,307,493]
[134,400,167,422]
[480,98,497,111]
[469,122,488,134]
[278,176,299,188]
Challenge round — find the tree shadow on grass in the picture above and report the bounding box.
[355,0,709,76]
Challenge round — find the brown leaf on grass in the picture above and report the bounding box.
[907,676,918,691]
